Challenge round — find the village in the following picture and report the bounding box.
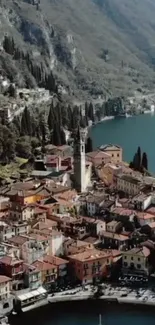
[0,127,155,316]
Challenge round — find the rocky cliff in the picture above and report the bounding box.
[1,0,155,98]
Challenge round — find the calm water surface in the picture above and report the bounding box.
[90,113,155,172]
[10,302,155,325]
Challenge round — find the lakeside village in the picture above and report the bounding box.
[1,128,155,318]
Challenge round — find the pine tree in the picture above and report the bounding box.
[142,152,148,170]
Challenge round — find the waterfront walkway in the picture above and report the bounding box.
[21,284,155,313]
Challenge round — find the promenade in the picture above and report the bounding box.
[20,284,155,313]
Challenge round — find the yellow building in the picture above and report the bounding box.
[99,144,123,164]
[0,276,12,300]
[122,247,150,275]
[32,260,57,289]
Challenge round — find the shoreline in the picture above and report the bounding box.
[10,285,155,316]
[9,294,155,324]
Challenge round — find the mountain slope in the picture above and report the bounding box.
[1,0,155,98]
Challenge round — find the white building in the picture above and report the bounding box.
[51,231,64,256]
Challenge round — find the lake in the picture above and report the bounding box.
[9,301,155,325]
[90,113,155,172]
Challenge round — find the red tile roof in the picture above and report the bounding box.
[0,256,23,266]
[43,255,68,266]
[32,260,57,272]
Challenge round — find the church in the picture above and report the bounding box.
[73,127,92,193]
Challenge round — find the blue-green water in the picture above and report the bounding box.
[90,113,155,172]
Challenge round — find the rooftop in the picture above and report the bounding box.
[8,236,28,246]
[86,150,111,159]
[0,256,23,266]
[124,246,150,257]
[118,174,141,185]
[100,144,122,151]
[100,231,129,241]
[136,212,155,220]
[43,255,68,266]
[69,248,110,262]
[111,207,135,216]
[32,260,57,272]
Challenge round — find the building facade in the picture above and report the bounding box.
[116,174,141,196]
[100,144,123,164]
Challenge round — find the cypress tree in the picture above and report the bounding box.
[85,102,89,126]
[53,123,61,146]
[20,109,27,136]
[133,153,139,170]
[60,129,66,145]
[48,101,54,131]
[85,137,93,153]
[142,152,148,170]
[88,102,95,122]
[137,146,141,170]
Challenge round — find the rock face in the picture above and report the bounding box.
[1,0,155,97]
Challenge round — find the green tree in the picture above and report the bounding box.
[7,83,17,98]
[39,113,49,144]
[52,123,61,146]
[133,152,139,170]
[142,152,148,170]
[88,102,95,122]
[60,129,66,145]
[16,136,32,159]
[137,146,141,170]
[20,106,32,136]
[48,101,54,131]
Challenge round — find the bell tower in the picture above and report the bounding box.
[73,127,86,193]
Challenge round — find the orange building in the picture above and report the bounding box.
[69,248,111,284]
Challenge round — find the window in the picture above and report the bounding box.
[124,262,127,267]
[112,154,114,157]
[138,257,141,261]
[137,264,141,269]
[117,154,119,157]
[131,257,133,261]
[124,256,127,259]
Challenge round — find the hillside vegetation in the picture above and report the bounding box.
[1,0,155,97]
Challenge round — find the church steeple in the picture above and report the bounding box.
[73,126,86,192]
